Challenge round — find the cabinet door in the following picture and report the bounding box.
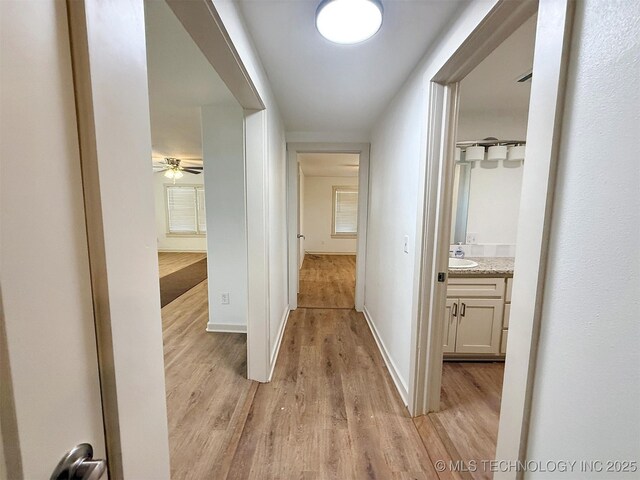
[443,298,458,353]
[455,298,504,354]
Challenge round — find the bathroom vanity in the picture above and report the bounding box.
[444,257,514,360]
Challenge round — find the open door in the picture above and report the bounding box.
[297,164,305,291]
[0,2,106,477]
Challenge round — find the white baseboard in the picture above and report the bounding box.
[305,251,356,256]
[362,306,409,405]
[206,323,247,333]
[268,307,290,381]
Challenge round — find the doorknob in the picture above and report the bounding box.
[297,234,305,239]
[51,443,106,480]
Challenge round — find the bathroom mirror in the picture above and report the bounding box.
[450,160,525,246]
[450,163,471,244]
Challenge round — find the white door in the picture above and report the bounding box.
[1,2,106,477]
[442,298,458,353]
[455,298,504,354]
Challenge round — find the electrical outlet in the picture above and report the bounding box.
[403,235,409,254]
[466,232,477,244]
[221,293,230,305]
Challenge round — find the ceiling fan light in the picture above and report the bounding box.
[316,0,383,45]
[173,169,184,180]
[164,169,175,179]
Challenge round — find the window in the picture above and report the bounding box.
[166,185,206,235]
[332,185,358,238]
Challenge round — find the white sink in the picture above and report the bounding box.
[449,258,478,269]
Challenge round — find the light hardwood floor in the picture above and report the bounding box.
[161,280,257,479]
[158,251,206,278]
[415,362,505,480]
[298,254,356,308]
[227,308,440,479]
[161,252,504,479]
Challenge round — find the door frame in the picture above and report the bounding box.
[65,0,270,476]
[407,0,574,475]
[287,143,370,311]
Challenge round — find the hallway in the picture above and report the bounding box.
[228,306,438,478]
[160,253,505,479]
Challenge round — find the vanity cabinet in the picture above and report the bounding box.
[444,277,507,357]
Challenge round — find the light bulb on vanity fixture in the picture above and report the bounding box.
[505,144,525,167]
[465,145,485,162]
[487,145,508,161]
[481,144,505,168]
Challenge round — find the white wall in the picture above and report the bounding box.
[202,104,248,331]
[303,176,358,254]
[364,0,505,398]
[154,172,207,252]
[212,0,289,370]
[525,0,640,474]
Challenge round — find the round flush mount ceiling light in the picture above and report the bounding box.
[316,0,383,44]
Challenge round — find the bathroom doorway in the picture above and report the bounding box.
[410,0,574,473]
[422,16,536,476]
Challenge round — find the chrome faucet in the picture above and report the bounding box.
[453,243,465,258]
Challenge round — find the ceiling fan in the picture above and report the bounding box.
[152,158,203,182]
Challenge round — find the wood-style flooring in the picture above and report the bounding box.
[162,280,257,479]
[227,307,440,479]
[161,252,504,479]
[298,254,356,308]
[415,362,505,480]
[158,251,206,278]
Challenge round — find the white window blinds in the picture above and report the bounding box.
[196,186,206,233]
[166,185,206,235]
[332,186,358,236]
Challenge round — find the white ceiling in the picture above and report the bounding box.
[238,0,467,135]
[459,15,537,116]
[299,153,360,177]
[145,0,237,163]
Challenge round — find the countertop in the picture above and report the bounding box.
[448,257,514,277]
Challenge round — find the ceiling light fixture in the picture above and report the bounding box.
[316,0,383,45]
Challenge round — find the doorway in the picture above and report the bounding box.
[287,143,370,312]
[144,2,254,477]
[423,16,536,474]
[409,0,574,474]
[296,153,359,309]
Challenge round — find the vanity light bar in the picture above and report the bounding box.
[456,139,526,164]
